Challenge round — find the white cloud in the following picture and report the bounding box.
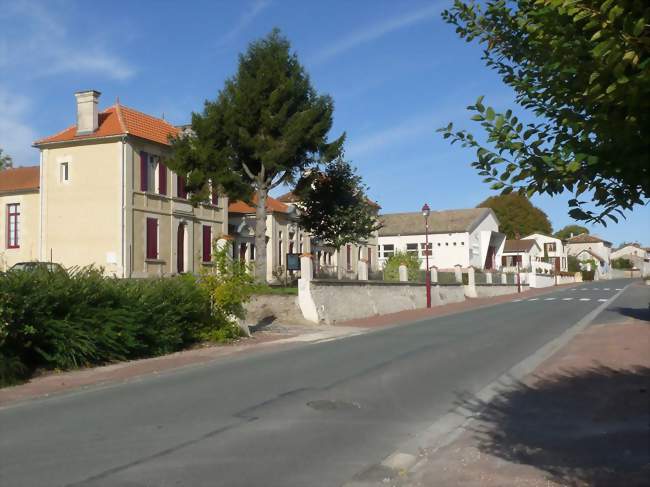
[0,87,39,166]
[0,0,135,80]
[312,3,442,64]
[217,0,272,46]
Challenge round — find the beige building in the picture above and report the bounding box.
[32,90,227,277]
[228,195,308,282]
[0,166,40,270]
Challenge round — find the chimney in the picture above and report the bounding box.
[74,90,101,134]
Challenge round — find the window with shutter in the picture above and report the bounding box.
[177,174,187,198]
[158,160,167,196]
[7,204,20,248]
[146,218,158,260]
[202,226,211,262]
[140,152,148,192]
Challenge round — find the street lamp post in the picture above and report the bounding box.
[422,203,431,308]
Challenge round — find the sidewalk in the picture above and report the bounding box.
[401,304,650,486]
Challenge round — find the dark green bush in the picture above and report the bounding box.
[0,267,231,386]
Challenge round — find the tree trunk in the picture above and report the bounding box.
[255,187,268,283]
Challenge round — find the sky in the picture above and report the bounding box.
[0,0,647,245]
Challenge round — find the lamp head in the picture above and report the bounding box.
[421,203,430,219]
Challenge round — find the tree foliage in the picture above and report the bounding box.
[169,29,343,282]
[383,251,422,281]
[611,257,633,269]
[439,0,650,225]
[0,148,13,170]
[554,224,589,240]
[478,193,553,238]
[296,158,381,248]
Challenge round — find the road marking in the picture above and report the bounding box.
[579,298,591,301]
[562,297,573,301]
[616,288,623,290]
[580,288,589,291]
[512,299,523,302]
[598,298,608,302]
[592,288,600,290]
[528,298,539,301]
[544,298,556,301]
[603,288,610,291]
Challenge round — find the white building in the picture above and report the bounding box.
[521,233,569,272]
[566,233,612,279]
[501,239,542,270]
[377,208,505,270]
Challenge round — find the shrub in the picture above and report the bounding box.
[383,251,421,281]
[0,260,248,387]
[612,258,633,270]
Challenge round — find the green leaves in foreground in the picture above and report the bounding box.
[439,0,650,224]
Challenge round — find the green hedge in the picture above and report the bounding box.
[0,267,239,387]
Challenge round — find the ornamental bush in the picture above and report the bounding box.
[0,266,240,387]
[383,251,422,281]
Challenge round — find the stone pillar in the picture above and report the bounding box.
[467,266,475,287]
[501,272,507,284]
[358,259,368,281]
[486,272,492,284]
[430,266,438,284]
[454,264,463,283]
[399,264,408,282]
[300,253,313,281]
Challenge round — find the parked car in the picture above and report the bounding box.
[8,261,66,273]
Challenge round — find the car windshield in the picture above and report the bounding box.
[10,262,63,272]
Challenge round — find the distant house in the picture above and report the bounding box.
[501,239,542,270]
[566,233,612,278]
[377,208,505,270]
[0,166,40,270]
[611,243,647,262]
[276,191,380,279]
[521,233,569,272]
[228,195,307,282]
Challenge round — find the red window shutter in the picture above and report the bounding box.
[140,152,148,192]
[177,174,187,198]
[146,218,157,259]
[158,160,167,196]
[202,226,211,262]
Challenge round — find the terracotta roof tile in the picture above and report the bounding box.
[34,104,180,146]
[566,233,611,245]
[504,239,537,253]
[0,166,40,193]
[379,208,495,236]
[229,195,290,214]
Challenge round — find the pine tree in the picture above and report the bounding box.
[169,30,343,282]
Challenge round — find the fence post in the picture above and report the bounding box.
[298,253,319,323]
[501,272,507,285]
[430,266,438,284]
[300,253,313,281]
[399,264,408,282]
[454,264,463,283]
[358,259,368,281]
[486,272,493,284]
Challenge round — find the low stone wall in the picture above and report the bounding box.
[304,280,465,325]
[244,294,308,327]
[610,269,642,279]
[528,272,556,288]
[471,284,526,298]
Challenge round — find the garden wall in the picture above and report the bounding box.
[244,294,308,327]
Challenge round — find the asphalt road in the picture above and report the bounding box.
[0,279,645,487]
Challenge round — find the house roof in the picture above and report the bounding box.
[379,208,496,236]
[504,239,538,253]
[566,233,611,245]
[276,190,381,209]
[0,166,40,193]
[228,195,290,214]
[34,104,180,147]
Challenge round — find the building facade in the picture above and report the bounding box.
[521,233,569,272]
[377,208,505,270]
[501,239,542,270]
[30,90,227,277]
[0,166,40,270]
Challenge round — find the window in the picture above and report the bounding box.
[60,162,69,182]
[278,231,283,265]
[382,244,394,258]
[406,243,418,256]
[211,180,219,205]
[158,159,167,196]
[545,242,556,252]
[445,242,449,246]
[140,151,149,192]
[177,174,187,199]
[146,218,158,260]
[202,226,212,262]
[453,242,457,246]
[6,204,20,248]
[437,243,441,247]
[250,243,255,261]
[461,242,465,246]
[420,242,432,256]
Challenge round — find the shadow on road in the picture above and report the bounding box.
[458,365,650,487]
[611,306,650,323]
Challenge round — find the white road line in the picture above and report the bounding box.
[598,298,608,302]
[592,288,600,290]
[528,298,539,301]
[580,288,589,291]
[562,298,573,301]
[579,298,591,301]
[512,299,523,302]
[616,288,623,291]
[603,288,610,291]
[544,298,556,301]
